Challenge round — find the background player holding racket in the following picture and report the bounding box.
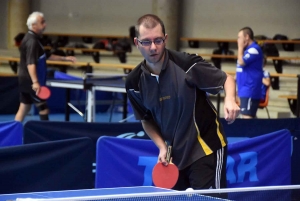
[126,14,240,190]
[15,11,76,122]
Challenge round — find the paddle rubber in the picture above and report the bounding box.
[152,162,179,189]
[37,86,51,100]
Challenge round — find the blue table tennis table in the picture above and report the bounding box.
[0,186,169,200]
[46,76,127,122]
[0,186,230,201]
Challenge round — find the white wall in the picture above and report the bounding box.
[0,0,8,49]
[32,0,153,35]
[31,0,300,39]
[1,0,300,49]
[180,0,300,39]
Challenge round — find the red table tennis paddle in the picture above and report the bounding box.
[152,146,179,189]
[37,86,51,100]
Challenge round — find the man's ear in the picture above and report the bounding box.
[164,34,168,45]
[134,37,139,47]
[245,34,250,42]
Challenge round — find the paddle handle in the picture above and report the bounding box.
[166,145,172,163]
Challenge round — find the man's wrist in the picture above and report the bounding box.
[238,48,244,55]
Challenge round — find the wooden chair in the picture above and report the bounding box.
[259,86,270,118]
[278,94,297,116]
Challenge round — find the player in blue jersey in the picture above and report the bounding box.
[236,27,263,118]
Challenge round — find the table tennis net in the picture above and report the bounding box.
[84,74,127,81]
[16,185,300,201]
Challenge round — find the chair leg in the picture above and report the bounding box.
[265,107,270,119]
[109,92,116,122]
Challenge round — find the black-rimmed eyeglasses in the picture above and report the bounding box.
[137,38,165,46]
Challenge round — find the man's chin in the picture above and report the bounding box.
[146,58,162,67]
[148,57,159,63]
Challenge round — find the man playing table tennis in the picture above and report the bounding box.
[125,14,240,190]
[15,11,76,122]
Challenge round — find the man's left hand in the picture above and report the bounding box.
[224,98,240,124]
[65,56,76,63]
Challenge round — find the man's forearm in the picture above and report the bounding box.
[262,78,271,87]
[27,64,39,83]
[48,54,66,61]
[141,119,166,150]
[224,74,236,101]
[237,48,245,66]
[48,54,76,62]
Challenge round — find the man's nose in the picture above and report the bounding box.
[150,41,157,49]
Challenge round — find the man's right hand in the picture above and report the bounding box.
[32,82,41,95]
[158,146,168,166]
[237,37,245,49]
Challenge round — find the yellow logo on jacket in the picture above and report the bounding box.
[159,96,170,101]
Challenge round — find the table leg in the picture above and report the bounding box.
[296,75,300,117]
[65,88,70,121]
[123,93,128,121]
[86,88,95,122]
